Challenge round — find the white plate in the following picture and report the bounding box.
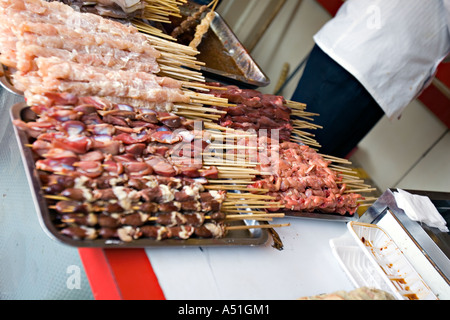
[329,235,396,296]
[347,221,437,300]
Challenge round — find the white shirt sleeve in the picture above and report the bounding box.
[314,0,450,120]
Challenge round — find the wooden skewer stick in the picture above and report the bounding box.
[357,197,378,202]
[207,182,257,187]
[145,34,199,55]
[145,212,282,222]
[182,82,227,91]
[203,122,232,131]
[204,159,258,165]
[291,129,316,137]
[344,188,377,193]
[45,195,71,201]
[205,164,258,170]
[206,186,268,192]
[226,223,290,231]
[214,166,260,172]
[291,110,320,117]
[174,104,227,114]
[338,173,360,180]
[344,183,374,189]
[221,209,266,214]
[319,153,352,165]
[290,134,321,148]
[341,179,366,185]
[330,164,357,172]
[206,179,254,184]
[215,175,258,180]
[357,203,375,207]
[223,201,279,206]
[290,114,316,122]
[222,205,283,210]
[292,120,323,130]
[160,55,204,69]
[160,65,202,77]
[161,70,205,82]
[225,213,285,219]
[175,111,221,120]
[225,193,276,200]
[133,20,176,40]
[285,100,307,110]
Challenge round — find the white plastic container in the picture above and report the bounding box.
[330,221,437,300]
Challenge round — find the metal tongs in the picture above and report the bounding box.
[0,64,23,96]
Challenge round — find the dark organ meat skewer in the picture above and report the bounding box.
[14,92,281,242]
[171,4,209,40]
[201,82,315,143]
[14,92,216,178]
[47,179,229,242]
[61,222,227,242]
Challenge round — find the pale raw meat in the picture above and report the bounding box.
[15,43,159,73]
[13,58,190,107]
[0,0,193,112]
[0,0,150,44]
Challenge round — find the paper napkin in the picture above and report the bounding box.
[393,189,449,232]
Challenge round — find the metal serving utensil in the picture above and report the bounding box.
[0,64,24,96]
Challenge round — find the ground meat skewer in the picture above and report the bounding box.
[189,10,215,49]
[248,137,362,215]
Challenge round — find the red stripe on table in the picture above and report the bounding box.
[104,248,166,300]
[78,248,122,300]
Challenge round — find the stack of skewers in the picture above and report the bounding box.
[3,0,376,245]
[197,82,377,217]
[13,91,287,242]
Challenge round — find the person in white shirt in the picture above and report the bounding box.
[291,0,450,158]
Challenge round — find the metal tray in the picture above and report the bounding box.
[10,102,269,248]
[0,63,22,96]
[176,4,270,88]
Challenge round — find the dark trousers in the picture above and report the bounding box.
[291,45,384,158]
